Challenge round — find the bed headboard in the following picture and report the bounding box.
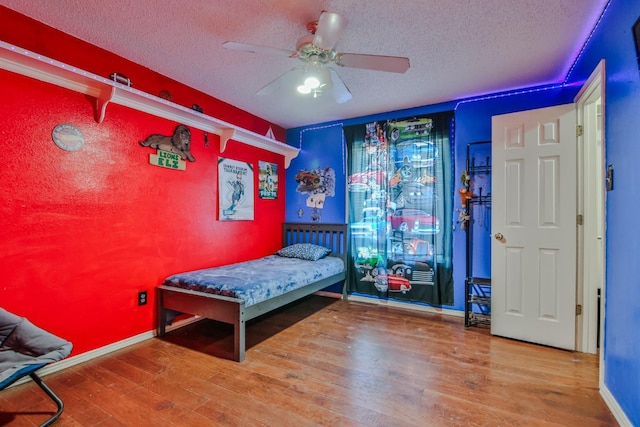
[282,222,348,262]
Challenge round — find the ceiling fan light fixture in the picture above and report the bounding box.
[297,84,312,94]
[304,76,321,89]
[297,67,323,94]
[297,64,333,96]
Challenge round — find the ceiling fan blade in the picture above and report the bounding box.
[223,41,297,58]
[256,68,303,96]
[313,12,347,51]
[335,53,410,74]
[328,68,352,104]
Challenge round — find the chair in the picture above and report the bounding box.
[0,308,72,426]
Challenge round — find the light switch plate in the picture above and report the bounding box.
[606,164,614,191]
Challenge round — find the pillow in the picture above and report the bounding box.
[276,243,331,261]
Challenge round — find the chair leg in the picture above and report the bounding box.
[29,372,64,427]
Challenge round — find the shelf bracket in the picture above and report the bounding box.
[93,86,116,123]
[220,128,235,153]
[284,155,293,169]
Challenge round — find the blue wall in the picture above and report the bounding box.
[287,91,578,312]
[452,87,577,312]
[568,0,640,422]
[285,124,346,224]
[286,0,639,422]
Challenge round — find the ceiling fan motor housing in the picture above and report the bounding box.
[296,34,335,64]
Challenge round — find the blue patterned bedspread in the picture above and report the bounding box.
[162,255,345,307]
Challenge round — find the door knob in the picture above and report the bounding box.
[495,233,504,240]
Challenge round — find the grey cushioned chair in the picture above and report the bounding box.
[0,308,72,426]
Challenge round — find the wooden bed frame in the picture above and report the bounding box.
[156,222,347,362]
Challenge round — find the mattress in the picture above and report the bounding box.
[161,255,345,307]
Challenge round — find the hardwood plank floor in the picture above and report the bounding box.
[0,295,617,426]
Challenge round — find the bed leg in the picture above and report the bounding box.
[157,289,166,337]
[235,308,245,362]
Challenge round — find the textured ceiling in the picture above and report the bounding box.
[0,0,608,130]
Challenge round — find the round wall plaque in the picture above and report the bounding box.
[52,124,85,152]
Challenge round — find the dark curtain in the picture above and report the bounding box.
[345,112,454,306]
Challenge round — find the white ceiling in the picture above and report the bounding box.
[1,0,608,130]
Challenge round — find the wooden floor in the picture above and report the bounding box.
[0,295,617,426]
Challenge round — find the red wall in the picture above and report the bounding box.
[0,7,287,355]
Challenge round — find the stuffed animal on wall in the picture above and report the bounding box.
[139,124,195,162]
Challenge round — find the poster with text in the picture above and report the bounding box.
[258,161,278,199]
[218,157,254,220]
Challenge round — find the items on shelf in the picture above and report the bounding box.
[0,40,299,168]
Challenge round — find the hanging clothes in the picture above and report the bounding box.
[344,112,454,306]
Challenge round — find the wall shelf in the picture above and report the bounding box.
[0,41,300,168]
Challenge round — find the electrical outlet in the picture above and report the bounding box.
[138,290,148,306]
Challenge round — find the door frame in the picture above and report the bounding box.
[574,60,606,358]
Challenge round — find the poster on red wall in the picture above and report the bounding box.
[219,157,254,220]
[258,160,278,199]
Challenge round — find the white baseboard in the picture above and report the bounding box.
[315,291,464,318]
[314,291,343,299]
[346,294,464,317]
[600,383,633,427]
[12,295,458,389]
[8,315,202,388]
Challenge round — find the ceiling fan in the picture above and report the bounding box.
[223,11,410,104]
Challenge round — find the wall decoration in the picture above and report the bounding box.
[258,161,278,199]
[265,126,276,139]
[139,124,195,171]
[147,149,186,171]
[51,124,85,152]
[294,166,336,222]
[285,124,345,224]
[306,193,325,208]
[294,167,335,196]
[219,157,254,220]
[139,124,195,161]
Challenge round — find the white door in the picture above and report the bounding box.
[491,104,577,350]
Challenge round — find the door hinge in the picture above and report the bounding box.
[576,125,584,137]
[577,214,583,225]
[576,304,582,315]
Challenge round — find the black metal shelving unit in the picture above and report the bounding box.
[463,142,492,328]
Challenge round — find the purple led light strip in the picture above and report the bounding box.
[455,0,612,109]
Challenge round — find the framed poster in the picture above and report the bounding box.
[258,161,278,199]
[219,157,254,220]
